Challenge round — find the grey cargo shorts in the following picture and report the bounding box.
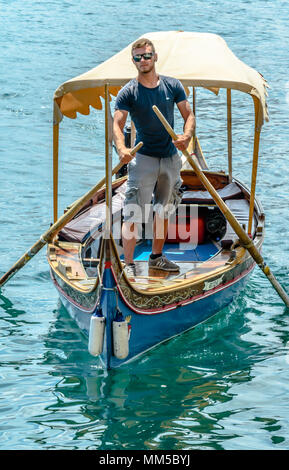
[123,152,183,224]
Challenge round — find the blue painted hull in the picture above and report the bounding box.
[54,262,254,369]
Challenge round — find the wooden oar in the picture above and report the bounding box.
[152,105,289,308]
[0,142,143,288]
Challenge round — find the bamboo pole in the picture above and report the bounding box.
[227,89,233,183]
[248,97,261,235]
[0,142,143,288]
[152,105,289,308]
[53,123,59,222]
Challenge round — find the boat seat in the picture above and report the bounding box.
[181,182,243,204]
[222,199,257,242]
[115,181,243,204]
[58,182,245,244]
[59,192,125,243]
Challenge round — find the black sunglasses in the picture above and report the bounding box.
[133,52,154,62]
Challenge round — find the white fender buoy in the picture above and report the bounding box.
[88,314,105,356]
[113,320,129,359]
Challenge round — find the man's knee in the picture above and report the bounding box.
[122,221,141,240]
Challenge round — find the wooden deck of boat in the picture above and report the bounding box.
[128,247,234,291]
[48,237,236,293]
[48,242,96,290]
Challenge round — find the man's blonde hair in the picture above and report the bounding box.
[131,38,155,55]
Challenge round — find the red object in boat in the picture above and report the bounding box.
[166,214,206,244]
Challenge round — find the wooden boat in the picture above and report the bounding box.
[47,32,270,369]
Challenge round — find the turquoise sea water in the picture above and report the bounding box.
[1,0,289,451]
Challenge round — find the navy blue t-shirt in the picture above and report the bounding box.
[114,75,187,158]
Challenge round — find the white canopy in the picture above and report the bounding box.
[53,31,269,126]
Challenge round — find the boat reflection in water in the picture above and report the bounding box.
[36,296,267,449]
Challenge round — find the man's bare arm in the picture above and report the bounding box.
[113,109,136,163]
[173,100,195,151]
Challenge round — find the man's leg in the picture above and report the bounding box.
[149,211,179,272]
[152,213,169,255]
[148,154,182,272]
[122,154,159,266]
[122,221,138,264]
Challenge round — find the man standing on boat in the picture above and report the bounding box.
[113,38,195,276]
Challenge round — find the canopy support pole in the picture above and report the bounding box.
[104,84,112,249]
[193,87,196,149]
[227,89,233,183]
[248,97,261,236]
[53,123,59,223]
